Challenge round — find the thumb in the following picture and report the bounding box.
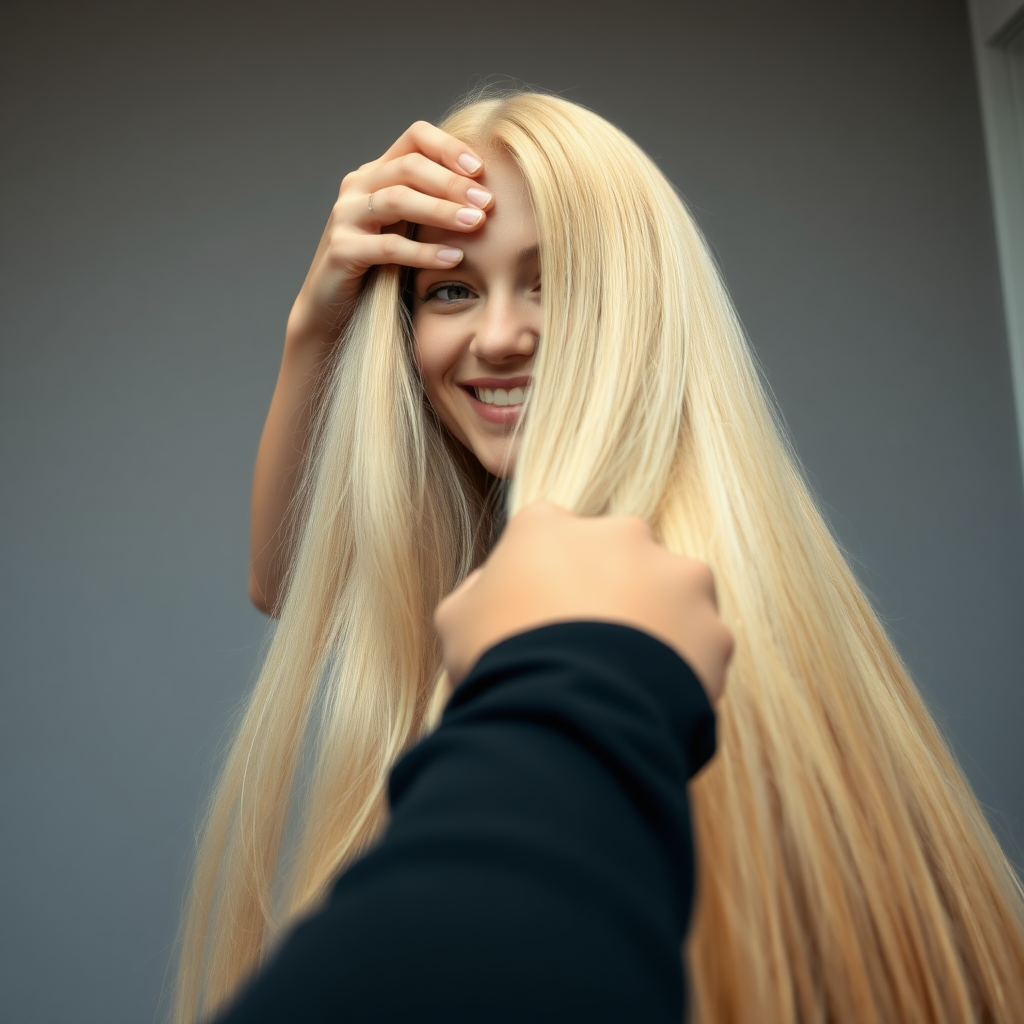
[448,567,483,600]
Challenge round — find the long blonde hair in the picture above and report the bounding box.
[174,88,1024,1023]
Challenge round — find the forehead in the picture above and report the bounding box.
[416,151,538,261]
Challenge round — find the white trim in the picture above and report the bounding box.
[971,0,1024,41]
[966,0,1024,496]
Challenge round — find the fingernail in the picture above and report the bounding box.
[466,187,492,208]
[438,248,463,263]
[458,153,482,174]
[456,208,483,226]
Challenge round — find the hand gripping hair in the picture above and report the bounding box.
[175,88,1024,1023]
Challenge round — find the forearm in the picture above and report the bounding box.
[248,322,336,615]
[213,621,716,1024]
[247,122,495,616]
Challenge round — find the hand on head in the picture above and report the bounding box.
[252,122,495,615]
[434,501,734,704]
[287,121,490,343]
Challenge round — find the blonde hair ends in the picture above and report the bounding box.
[174,89,1024,1022]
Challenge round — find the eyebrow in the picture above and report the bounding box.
[514,243,541,268]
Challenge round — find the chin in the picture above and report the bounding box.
[479,448,517,480]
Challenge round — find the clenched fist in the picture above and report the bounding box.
[434,501,734,704]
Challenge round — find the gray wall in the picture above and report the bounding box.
[2,2,1021,1022]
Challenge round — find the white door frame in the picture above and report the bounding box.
[967,0,1024,496]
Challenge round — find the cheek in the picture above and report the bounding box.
[413,335,436,391]
[411,321,434,388]
[412,334,424,378]
[412,323,455,395]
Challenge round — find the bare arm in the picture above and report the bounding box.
[247,122,495,615]
[247,321,335,616]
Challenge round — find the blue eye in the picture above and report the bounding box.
[427,283,472,303]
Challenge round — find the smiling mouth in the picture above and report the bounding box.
[460,386,528,422]
[463,385,530,406]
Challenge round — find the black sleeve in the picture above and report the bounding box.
[212,620,716,1024]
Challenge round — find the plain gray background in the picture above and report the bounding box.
[2,1,1022,1022]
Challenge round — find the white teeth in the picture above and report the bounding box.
[473,386,528,406]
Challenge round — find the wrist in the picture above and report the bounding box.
[284,301,346,355]
[275,320,338,397]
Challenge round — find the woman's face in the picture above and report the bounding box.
[411,152,540,478]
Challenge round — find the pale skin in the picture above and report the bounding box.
[249,121,733,704]
[409,151,539,479]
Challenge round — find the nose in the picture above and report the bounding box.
[468,290,538,363]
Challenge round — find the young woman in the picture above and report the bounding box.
[176,87,1024,1023]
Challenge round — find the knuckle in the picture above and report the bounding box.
[341,167,366,192]
[721,623,736,657]
[692,559,715,587]
[631,516,654,538]
[685,559,718,600]
[379,233,402,260]
[432,605,447,634]
[326,221,350,250]
[611,515,651,541]
[326,235,346,263]
[374,185,399,214]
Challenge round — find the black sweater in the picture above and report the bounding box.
[213,620,716,1024]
